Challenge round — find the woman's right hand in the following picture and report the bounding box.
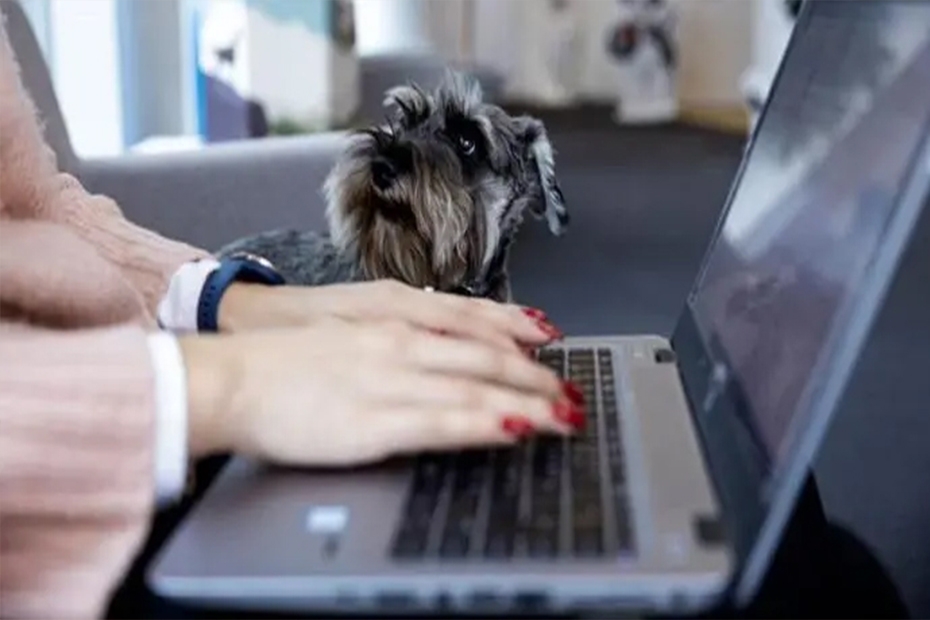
[179,319,584,467]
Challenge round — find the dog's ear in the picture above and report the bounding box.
[516,116,568,235]
[383,83,431,126]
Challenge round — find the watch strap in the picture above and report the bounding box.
[196,256,285,332]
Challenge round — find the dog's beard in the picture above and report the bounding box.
[324,138,490,290]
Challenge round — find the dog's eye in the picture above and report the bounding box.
[456,134,476,156]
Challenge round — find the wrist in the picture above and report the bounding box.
[216,282,264,332]
[198,254,285,333]
[177,334,245,458]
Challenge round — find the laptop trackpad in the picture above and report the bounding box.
[162,457,413,577]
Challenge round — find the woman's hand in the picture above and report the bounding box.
[180,319,584,467]
[217,279,561,354]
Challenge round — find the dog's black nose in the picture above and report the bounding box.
[371,158,397,190]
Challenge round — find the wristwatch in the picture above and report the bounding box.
[196,251,286,332]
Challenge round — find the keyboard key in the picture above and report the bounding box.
[614,500,635,553]
[528,531,558,558]
[391,525,431,559]
[484,532,514,558]
[439,530,471,558]
[513,518,534,558]
[439,452,489,559]
[538,349,565,376]
[602,391,628,490]
[532,439,562,477]
[528,497,560,554]
[391,346,637,563]
[573,528,604,557]
[573,499,604,531]
[483,448,525,558]
[390,454,451,558]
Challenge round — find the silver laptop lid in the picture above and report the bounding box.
[671,1,930,605]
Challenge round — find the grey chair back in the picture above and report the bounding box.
[1,0,78,173]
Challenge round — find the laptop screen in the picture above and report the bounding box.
[690,3,930,475]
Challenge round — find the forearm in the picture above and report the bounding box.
[0,322,157,619]
[36,174,210,316]
[0,24,208,316]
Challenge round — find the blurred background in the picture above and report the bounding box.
[17,0,793,156]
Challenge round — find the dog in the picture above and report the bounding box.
[216,71,568,302]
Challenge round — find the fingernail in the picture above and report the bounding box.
[562,381,584,405]
[537,320,564,341]
[553,401,586,429]
[522,307,548,321]
[502,416,535,438]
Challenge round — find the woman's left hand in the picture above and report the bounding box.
[217,279,562,354]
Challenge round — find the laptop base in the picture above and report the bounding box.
[149,336,732,616]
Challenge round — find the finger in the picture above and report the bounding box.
[405,297,524,354]
[368,371,584,436]
[376,405,569,457]
[438,295,563,347]
[396,287,561,350]
[403,330,565,399]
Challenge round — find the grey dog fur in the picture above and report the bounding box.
[216,71,568,302]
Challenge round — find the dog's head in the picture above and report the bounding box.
[324,71,568,293]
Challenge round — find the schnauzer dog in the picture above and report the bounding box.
[216,71,568,302]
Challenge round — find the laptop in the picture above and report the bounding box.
[149,2,930,615]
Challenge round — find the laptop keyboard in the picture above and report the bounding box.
[391,347,634,561]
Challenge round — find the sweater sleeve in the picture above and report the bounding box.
[0,20,209,316]
[0,322,158,620]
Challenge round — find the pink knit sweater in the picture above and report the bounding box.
[0,19,208,619]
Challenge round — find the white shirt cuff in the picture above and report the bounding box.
[157,258,221,333]
[147,332,189,505]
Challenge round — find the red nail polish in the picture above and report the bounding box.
[502,416,535,437]
[522,307,548,321]
[562,381,585,405]
[538,320,564,340]
[553,401,586,429]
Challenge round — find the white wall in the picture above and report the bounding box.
[423,0,470,64]
[245,5,333,124]
[49,0,124,157]
[355,0,470,61]
[198,0,358,129]
[355,0,431,55]
[472,0,515,74]
[672,0,754,109]
[471,0,608,104]
[121,0,186,145]
[427,0,757,109]
[750,0,794,85]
